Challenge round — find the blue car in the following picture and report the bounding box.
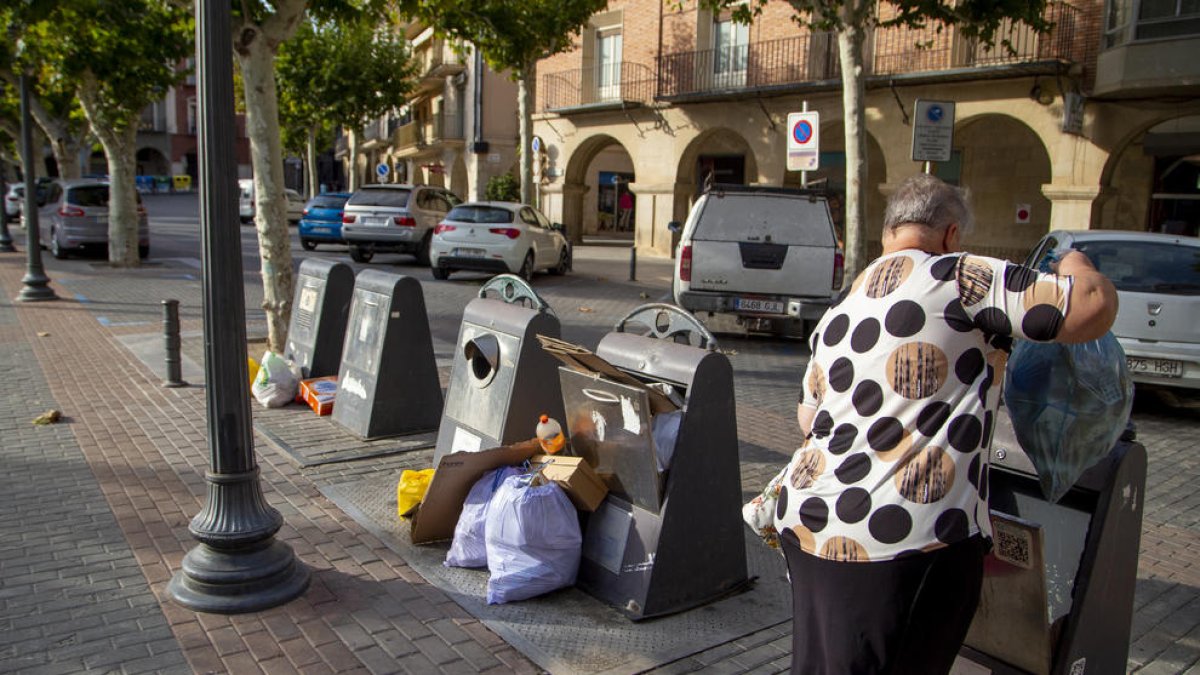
[298,192,352,250]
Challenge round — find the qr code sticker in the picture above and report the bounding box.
[992,518,1033,570]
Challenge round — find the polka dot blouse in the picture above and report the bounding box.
[772,250,1072,562]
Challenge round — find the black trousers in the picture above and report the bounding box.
[781,529,987,675]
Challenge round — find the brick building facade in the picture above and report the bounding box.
[534,0,1200,258]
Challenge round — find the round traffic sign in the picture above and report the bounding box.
[376,163,389,177]
[927,104,944,123]
[531,136,542,154]
[793,120,814,145]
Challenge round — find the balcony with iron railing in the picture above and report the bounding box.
[656,1,1081,100]
[394,120,425,152]
[539,62,656,112]
[431,112,464,143]
[417,39,466,95]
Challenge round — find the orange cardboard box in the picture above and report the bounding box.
[299,376,338,416]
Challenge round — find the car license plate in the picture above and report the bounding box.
[311,227,331,234]
[454,248,485,258]
[364,216,388,226]
[1126,357,1183,378]
[734,297,784,314]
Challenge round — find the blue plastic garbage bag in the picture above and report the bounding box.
[484,474,582,604]
[1003,332,1133,502]
[445,466,520,569]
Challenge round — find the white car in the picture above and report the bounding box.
[238,179,304,224]
[429,202,571,281]
[1026,230,1200,391]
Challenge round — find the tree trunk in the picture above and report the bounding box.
[237,33,295,354]
[306,125,318,198]
[837,23,869,284]
[517,63,534,207]
[49,136,83,180]
[348,129,360,191]
[76,77,140,267]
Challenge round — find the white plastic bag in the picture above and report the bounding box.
[445,466,520,569]
[485,474,581,604]
[251,351,300,408]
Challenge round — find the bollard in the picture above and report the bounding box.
[629,245,637,282]
[162,299,188,388]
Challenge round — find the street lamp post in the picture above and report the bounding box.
[15,73,56,302]
[167,0,309,613]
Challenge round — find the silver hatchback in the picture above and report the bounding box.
[38,180,150,259]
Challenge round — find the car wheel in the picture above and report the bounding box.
[519,252,535,281]
[431,266,450,281]
[138,244,149,260]
[50,229,67,259]
[551,247,569,276]
[349,245,374,263]
[415,232,432,266]
[301,239,317,251]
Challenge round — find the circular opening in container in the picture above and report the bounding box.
[464,334,500,387]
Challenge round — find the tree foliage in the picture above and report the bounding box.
[485,173,520,202]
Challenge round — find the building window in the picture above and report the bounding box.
[713,17,749,88]
[596,28,623,101]
[187,97,197,135]
[1105,0,1200,47]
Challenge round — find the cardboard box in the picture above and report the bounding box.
[531,454,608,512]
[299,376,338,416]
[409,439,541,544]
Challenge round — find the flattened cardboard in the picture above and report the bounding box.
[531,454,608,512]
[536,335,678,415]
[409,439,540,545]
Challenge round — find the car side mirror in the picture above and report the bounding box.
[550,222,564,233]
[667,221,682,233]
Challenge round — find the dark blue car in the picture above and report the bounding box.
[298,192,352,250]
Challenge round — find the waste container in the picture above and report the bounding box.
[331,270,442,439]
[284,258,353,379]
[433,275,566,464]
[959,409,1146,675]
[561,304,748,620]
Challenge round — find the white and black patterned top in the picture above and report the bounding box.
[773,250,1072,562]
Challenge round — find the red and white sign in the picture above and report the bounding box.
[787,111,820,172]
[1015,203,1031,224]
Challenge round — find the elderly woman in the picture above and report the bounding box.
[749,174,1118,674]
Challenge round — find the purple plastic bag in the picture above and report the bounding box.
[484,474,582,604]
[445,466,520,569]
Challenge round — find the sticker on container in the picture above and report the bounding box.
[620,396,641,435]
[452,426,482,453]
[358,314,373,342]
[590,410,607,442]
[298,285,319,313]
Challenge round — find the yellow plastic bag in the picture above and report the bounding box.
[397,469,435,518]
[247,357,260,388]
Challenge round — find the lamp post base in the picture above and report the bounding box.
[167,539,309,614]
[16,278,58,302]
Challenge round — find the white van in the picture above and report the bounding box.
[672,185,843,336]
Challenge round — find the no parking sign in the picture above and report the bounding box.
[787,111,820,172]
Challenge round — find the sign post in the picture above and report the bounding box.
[911,99,956,174]
[787,109,820,182]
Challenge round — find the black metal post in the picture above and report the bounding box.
[168,0,308,613]
[629,246,637,282]
[162,299,188,388]
[15,74,56,302]
[0,160,15,253]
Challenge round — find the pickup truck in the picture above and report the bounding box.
[672,185,844,336]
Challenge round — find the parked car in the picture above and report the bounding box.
[298,192,352,250]
[340,184,461,264]
[37,179,149,259]
[238,179,306,225]
[671,184,843,335]
[5,184,22,218]
[1025,230,1200,391]
[429,202,571,281]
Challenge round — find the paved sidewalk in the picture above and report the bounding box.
[1,243,1199,674]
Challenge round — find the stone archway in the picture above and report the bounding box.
[1097,114,1200,236]
[670,127,760,230]
[561,134,636,240]
[136,147,170,176]
[953,113,1052,261]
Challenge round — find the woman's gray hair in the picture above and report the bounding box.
[882,174,974,236]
